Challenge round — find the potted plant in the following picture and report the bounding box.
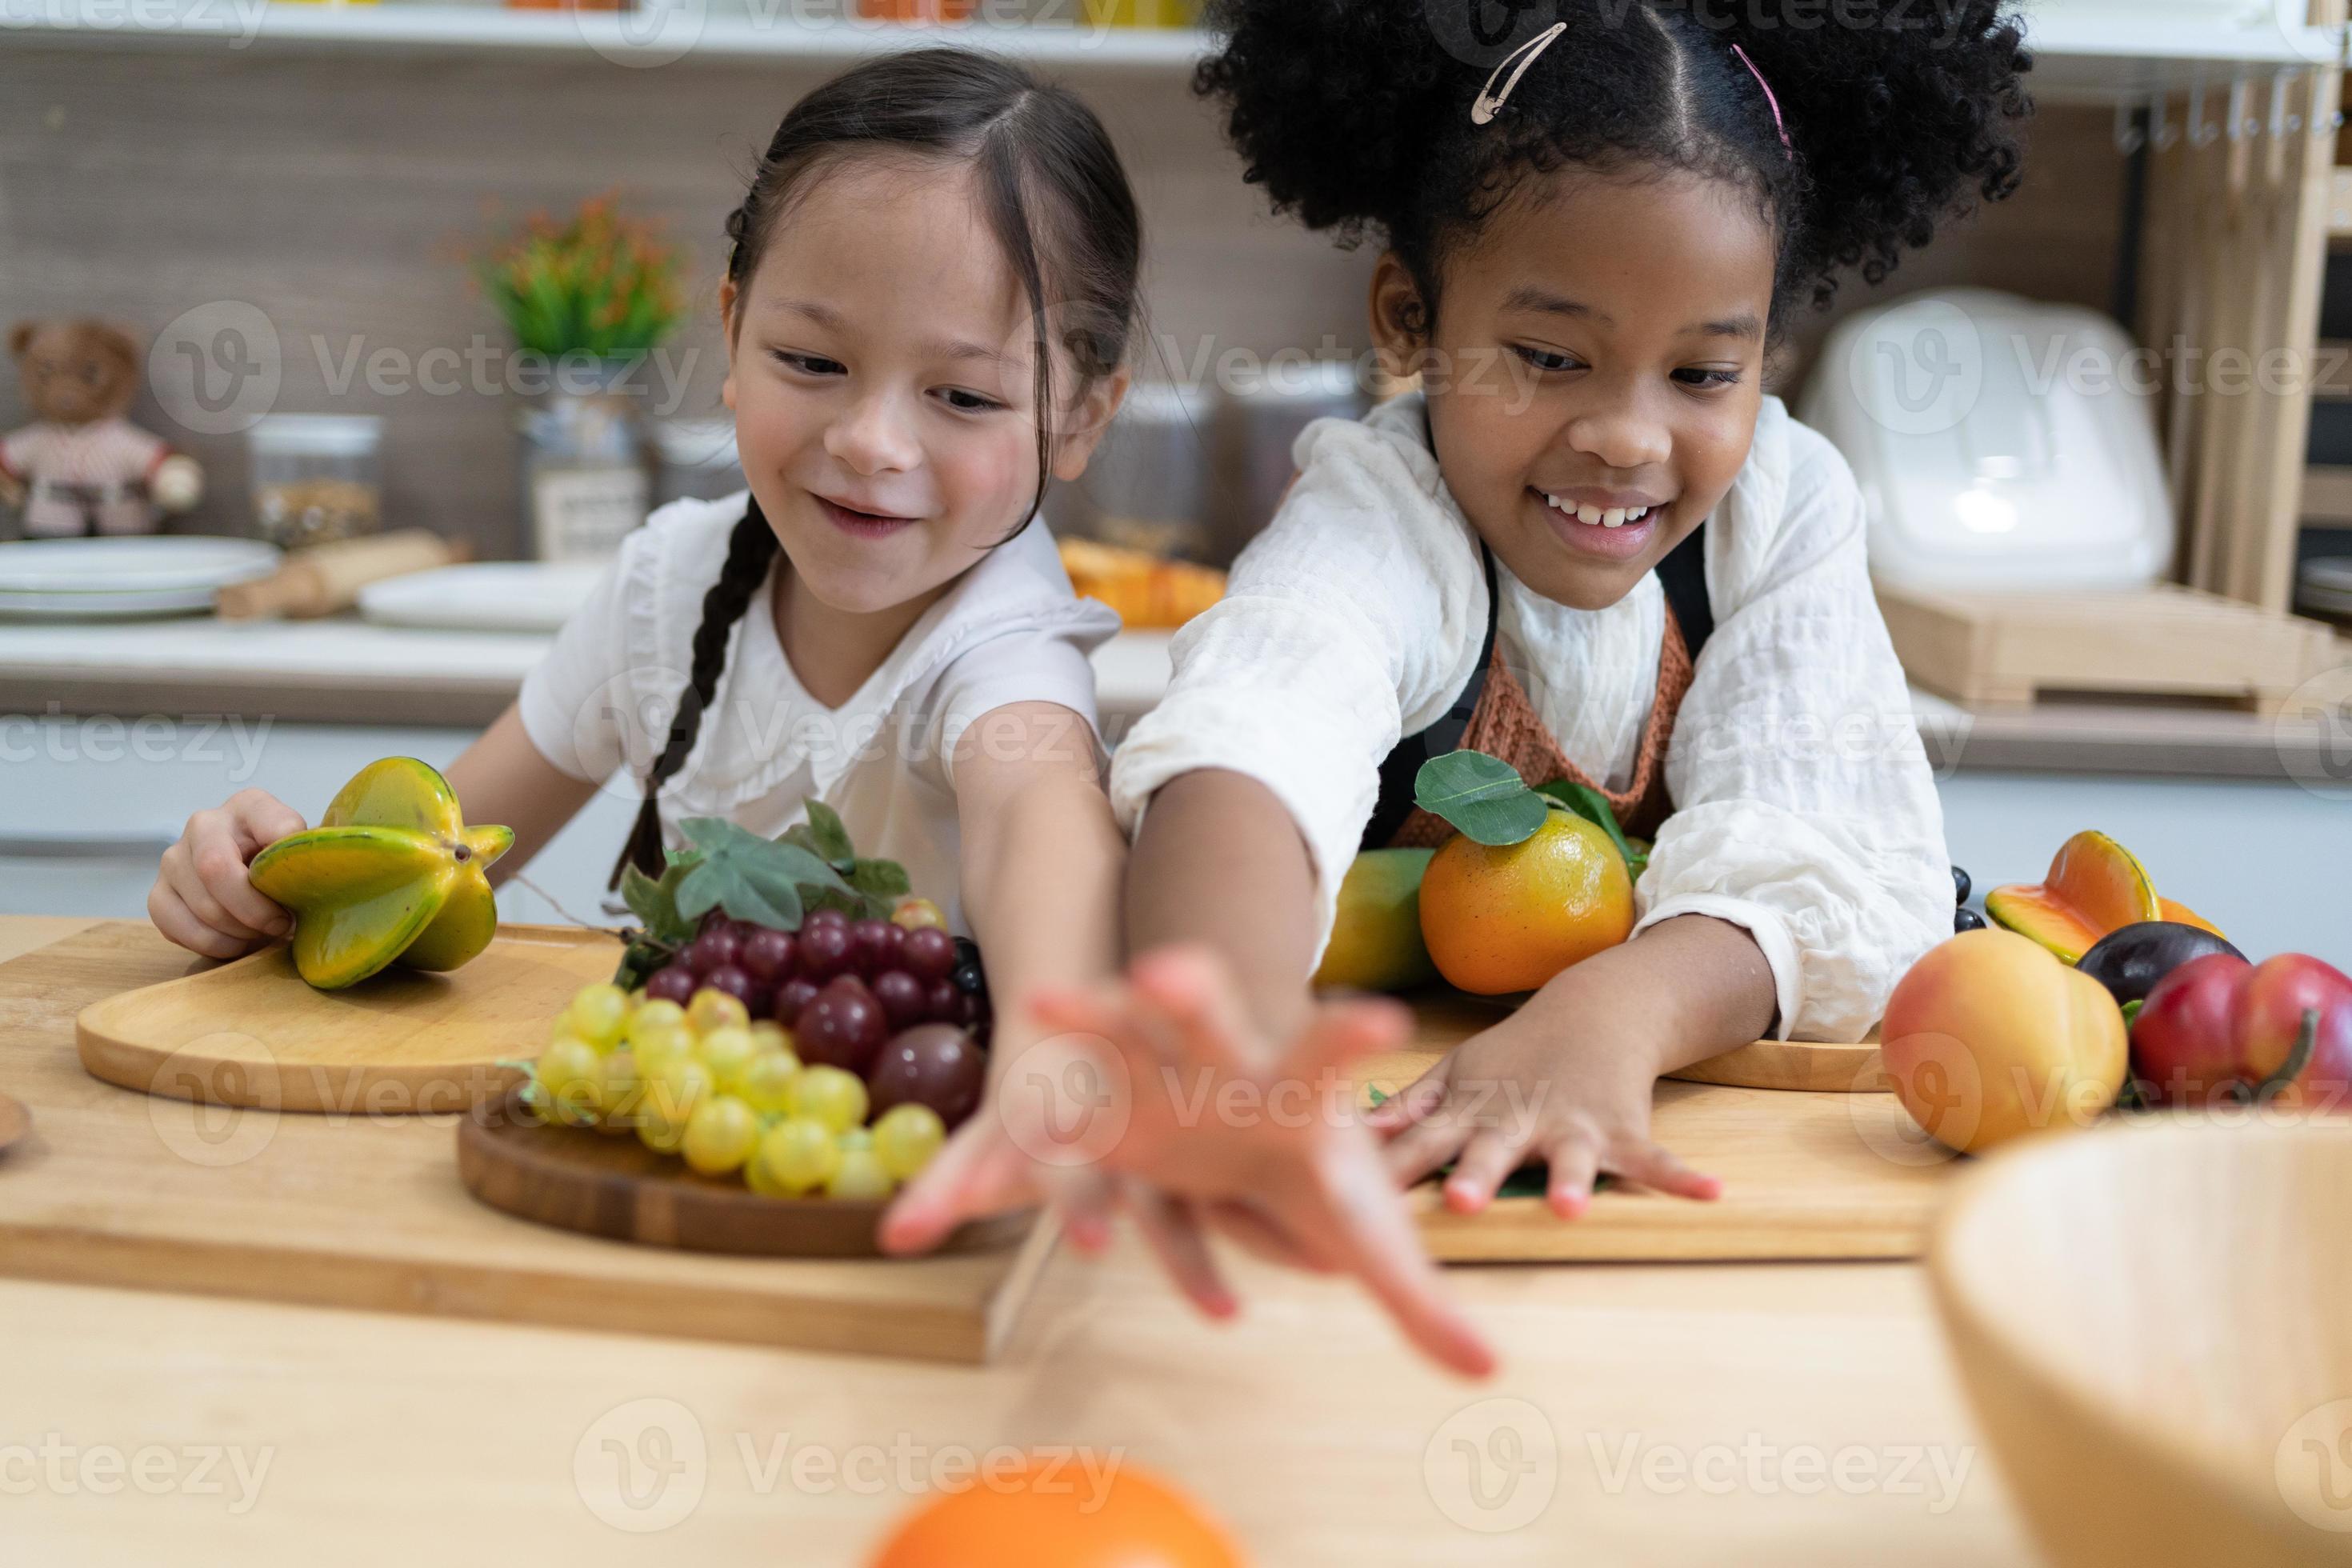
[477,194,685,562]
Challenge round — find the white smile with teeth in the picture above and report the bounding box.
[1542,493,1654,529]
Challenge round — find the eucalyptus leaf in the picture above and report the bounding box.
[1534,781,1642,878]
[800,801,857,871]
[1413,750,1546,846]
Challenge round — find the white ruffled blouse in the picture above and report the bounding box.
[1108,392,1952,1042]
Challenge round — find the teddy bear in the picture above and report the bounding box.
[1,318,203,538]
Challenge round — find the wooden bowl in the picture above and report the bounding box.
[1929,1116,2352,1567]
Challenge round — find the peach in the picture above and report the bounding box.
[1881,927,2127,1155]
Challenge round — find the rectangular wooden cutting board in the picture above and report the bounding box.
[1366,998,1956,1263]
[0,921,1054,1363]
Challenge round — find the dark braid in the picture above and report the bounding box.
[606,498,781,890]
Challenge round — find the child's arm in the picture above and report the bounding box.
[879,701,1125,1250]
[149,699,594,959]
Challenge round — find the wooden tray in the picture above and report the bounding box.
[1,922,1055,1363]
[1362,1032,1956,1263]
[1406,991,1886,1094]
[458,1088,1034,1258]
[77,923,621,1114]
[1876,582,2336,714]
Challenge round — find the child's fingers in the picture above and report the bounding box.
[1314,1153,1496,1379]
[1610,1140,1722,1202]
[186,812,294,938]
[225,788,307,851]
[1379,1104,1470,1190]
[877,1125,1035,1256]
[1362,1056,1450,1135]
[1440,1125,1536,1215]
[158,844,272,948]
[1543,1137,1603,1218]
[1126,1186,1238,1320]
[1127,945,1255,1071]
[146,879,250,961]
[1044,1167,1120,1254]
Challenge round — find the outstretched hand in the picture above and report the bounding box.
[886,945,1494,1378]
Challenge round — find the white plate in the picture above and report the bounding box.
[357,562,607,633]
[0,586,222,620]
[0,535,281,595]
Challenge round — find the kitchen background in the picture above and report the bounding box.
[4,0,2350,955]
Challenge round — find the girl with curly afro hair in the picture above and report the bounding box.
[1057,0,2033,1358]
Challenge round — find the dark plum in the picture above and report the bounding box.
[1954,908,1986,934]
[866,1024,986,1130]
[2078,921,2247,1007]
[1951,866,1972,906]
[795,974,889,1074]
[950,960,985,996]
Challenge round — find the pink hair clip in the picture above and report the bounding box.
[1730,44,1794,154]
[1471,22,1567,126]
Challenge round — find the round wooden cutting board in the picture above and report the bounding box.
[457,1090,1034,1259]
[76,924,625,1114]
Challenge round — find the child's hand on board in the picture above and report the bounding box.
[889,946,1494,1378]
[148,788,306,960]
[1366,970,1723,1217]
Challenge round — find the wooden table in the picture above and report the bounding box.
[0,916,2038,1566]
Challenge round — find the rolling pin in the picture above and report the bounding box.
[217,529,470,620]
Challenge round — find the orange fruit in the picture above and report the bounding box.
[1417,807,1634,995]
[870,1454,1242,1568]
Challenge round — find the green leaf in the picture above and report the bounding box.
[1413,750,1546,846]
[621,859,698,950]
[1534,781,1643,879]
[799,801,857,871]
[849,857,911,903]
[672,814,858,930]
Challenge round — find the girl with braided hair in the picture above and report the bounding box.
[150,49,1162,1252]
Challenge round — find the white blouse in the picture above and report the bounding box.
[1108,392,1952,1042]
[520,490,1119,936]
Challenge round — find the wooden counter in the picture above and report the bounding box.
[0,915,2036,1566]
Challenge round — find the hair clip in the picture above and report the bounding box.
[1730,44,1793,154]
[1471,22,1568,126]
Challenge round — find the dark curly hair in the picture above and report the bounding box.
[1194,0,2031,333]
[608,48,1142,890]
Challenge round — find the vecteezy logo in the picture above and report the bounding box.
[2274,666,2352,804]
[999,1031,1131,1170]
[1849,297,1984,438]
[145,1034,282,1169]
[1423,1398,1558,1533]
[147,302,282,436]
[574,1398,707,1533]
[2278,1398,2352,1534]
[577,0,706,69]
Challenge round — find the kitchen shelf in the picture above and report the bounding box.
[8,1,2343,90]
